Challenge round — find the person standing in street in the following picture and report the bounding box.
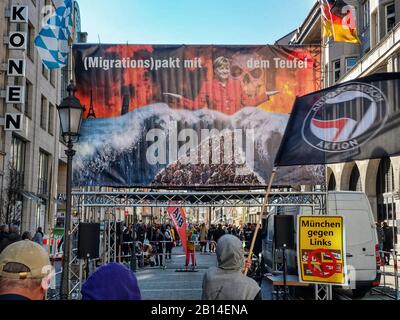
[383,222,394,265]
[185,224,197,269]
[164,225,173,260]
[213,224,226,244]
[32,227,44,246]
[199,223,208,254]
[152,228,165,267]
[208,225,216,253]
[202,235,261,300]
[376,221,385,263]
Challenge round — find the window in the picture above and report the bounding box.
[38,151,49,196]
[27,23,35,61]
[24,80,33,118]
[346,57,358,72]
[324,63,329,87]
[8,136,26,226]
[349,165,362,191]
[362,0,370,30]
[333,60,341,83]
[371,10,378,46]
[50,69,56,87]
[10,136,26,180]
[48,103,54,135]
[40,95,47,130]
[12,78,22,111]
[385,3,396,34]
[328,174,336,191]
[377,158,395,195]
[42,64,49,79]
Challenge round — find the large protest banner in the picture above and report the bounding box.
[72,44,323,188]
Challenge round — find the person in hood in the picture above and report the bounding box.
[81,263,141,300]
[202,234,261,300]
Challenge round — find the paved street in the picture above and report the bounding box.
[135,246,398,300]
[136,247,216,300]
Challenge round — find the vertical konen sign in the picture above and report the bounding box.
[73,44,324,188]
[3,5,27,128]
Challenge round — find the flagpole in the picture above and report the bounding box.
[243,168,277,275]
[69,0,76,82]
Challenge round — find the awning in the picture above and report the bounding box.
[20,191,43,203]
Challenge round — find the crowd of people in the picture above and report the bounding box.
[0,223,261,301]
[119,222,263,268]
[3,219,396,301]
[0,225,44,254]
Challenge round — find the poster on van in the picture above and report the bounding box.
[72,44,324,188]
[297,215,347,285]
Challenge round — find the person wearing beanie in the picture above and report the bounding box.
[81,263,141,300]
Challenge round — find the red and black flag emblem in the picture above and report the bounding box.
[274,73,400,166]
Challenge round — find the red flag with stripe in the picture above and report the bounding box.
[167,207,187,253]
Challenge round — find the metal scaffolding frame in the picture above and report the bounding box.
[64,189,328,300]
[72,190,327,211]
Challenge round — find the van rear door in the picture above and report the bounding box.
[329,193,377,279]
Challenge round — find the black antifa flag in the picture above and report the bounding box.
[274,73,400,166]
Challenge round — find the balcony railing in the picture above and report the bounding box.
[341,21,400,82]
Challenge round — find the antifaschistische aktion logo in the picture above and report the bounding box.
[302,82,389,153]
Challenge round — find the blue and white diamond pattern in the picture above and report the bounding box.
[34,0,73,69]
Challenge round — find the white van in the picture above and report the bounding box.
[262,191,381,297]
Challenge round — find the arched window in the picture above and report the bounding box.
[328,174,336,191]
[349,165,362,191]
[376,158,395,194]
[376,158,396,224]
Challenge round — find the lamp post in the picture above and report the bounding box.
[57,81,85,300]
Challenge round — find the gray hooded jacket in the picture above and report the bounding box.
[202,235,261,300]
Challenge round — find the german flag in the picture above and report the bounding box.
[320,0,360,43]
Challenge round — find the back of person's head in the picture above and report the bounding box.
[216,235,244,271]
[9,225,19,234]
[0,240,52,300]
[0,225,9,233]
[22,232,32,241]
[81,263,141,300]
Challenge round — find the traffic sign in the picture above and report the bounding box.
[297,215,347,285]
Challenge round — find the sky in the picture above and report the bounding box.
[77,0,317,45]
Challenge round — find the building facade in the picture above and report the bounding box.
[0,0,83,235]
[288,0,400,249]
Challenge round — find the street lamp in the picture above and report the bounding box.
[57,81,85,300]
